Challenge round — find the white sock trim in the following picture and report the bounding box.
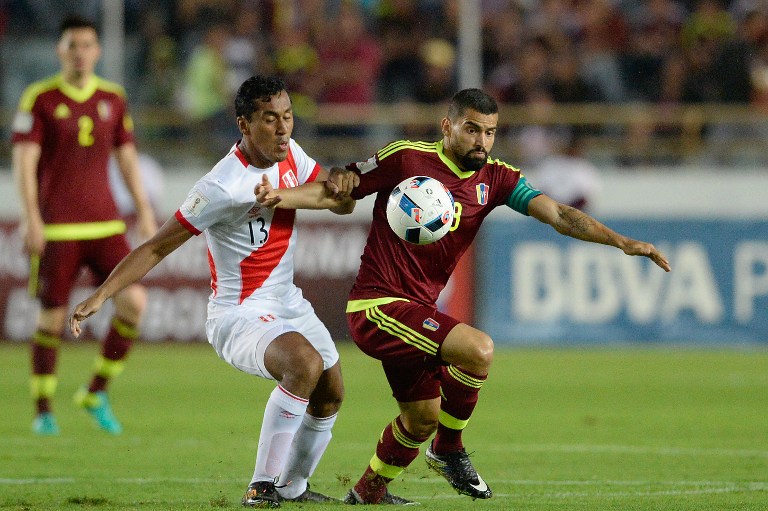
[302,412,338,431]
[271,385,309,416]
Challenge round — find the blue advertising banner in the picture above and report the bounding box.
[476,219,768,344]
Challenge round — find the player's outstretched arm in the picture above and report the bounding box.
[69,217,193,337]
[255,174,355,214]
[527,194,671,272]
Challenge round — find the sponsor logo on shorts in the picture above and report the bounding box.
[259,314,276,322]
[423,318,440,331]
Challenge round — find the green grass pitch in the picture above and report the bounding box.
[1,341,767,510]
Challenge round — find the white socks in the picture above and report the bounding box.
[251,385,308,484]
[277,412,338,499]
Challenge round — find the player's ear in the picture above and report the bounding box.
[440,117,451,137]
[237,116,249,136]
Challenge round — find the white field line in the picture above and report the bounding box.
[3,438,767,458]
[330,441,768,458]
[1,477,765,488]
[411,484,768,500]
[0,478,75,485]
[485,443,768,458]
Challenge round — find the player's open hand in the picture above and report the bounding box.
[255,174,282,208]
[325,167,359,199]
[69,295,106,338]
[623,240,671,272]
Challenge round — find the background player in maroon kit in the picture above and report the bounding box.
[319,88,671,504]
[11,15,157,435]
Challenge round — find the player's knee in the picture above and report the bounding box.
[403,415,438,438]
[285,344,325,388]
[467,332,494,371]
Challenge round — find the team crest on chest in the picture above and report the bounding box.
[281,170,298,188]
[97,100,111,121]
[259,314,276,322]
[476,183,489,205]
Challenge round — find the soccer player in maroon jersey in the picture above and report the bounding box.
[11,15,157,436]
[317,88,670,504]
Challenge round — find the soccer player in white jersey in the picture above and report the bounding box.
[69,75,356,508]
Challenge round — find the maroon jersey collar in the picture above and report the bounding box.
[55,74,100,103]
[436,140,480,179]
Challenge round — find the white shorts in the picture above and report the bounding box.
[205,291,338,380]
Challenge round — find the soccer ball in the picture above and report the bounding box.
[386,176,454,245]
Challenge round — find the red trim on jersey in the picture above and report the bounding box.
[307,162,322,183]
[237,158,301,302]
[234,144,249,167]
[174,209,202,235]
[207,248,218,297]
[285,147,297,173]
[238,208,295,303]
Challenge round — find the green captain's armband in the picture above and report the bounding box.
[505,176,542,215]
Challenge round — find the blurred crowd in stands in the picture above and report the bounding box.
[1,0,768,167]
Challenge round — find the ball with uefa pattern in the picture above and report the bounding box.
[386,176,455,245]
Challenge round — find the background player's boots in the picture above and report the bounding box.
[32,412,60,435]
[73,387,123,435]
[425,441,492,499]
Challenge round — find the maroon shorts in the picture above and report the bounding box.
[346,300,461,402]
[35,234,132,308]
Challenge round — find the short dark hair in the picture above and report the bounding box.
[235,75,288,119]
[447,88,498,119]
[59,15,99,38]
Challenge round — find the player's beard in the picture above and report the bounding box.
[460,149,487,172]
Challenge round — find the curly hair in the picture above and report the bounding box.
[235,75,288,119]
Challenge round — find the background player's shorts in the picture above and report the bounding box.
[346,300,461,402]
[206,289,338,380]
[35,234,132,308]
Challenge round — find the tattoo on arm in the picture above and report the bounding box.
[555,205,594,237]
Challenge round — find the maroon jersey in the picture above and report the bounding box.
[347,140,542,306]
[11,74,134,225]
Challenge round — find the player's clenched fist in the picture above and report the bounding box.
[325,167,359,199]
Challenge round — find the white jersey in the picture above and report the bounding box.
[175,140,321,317]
